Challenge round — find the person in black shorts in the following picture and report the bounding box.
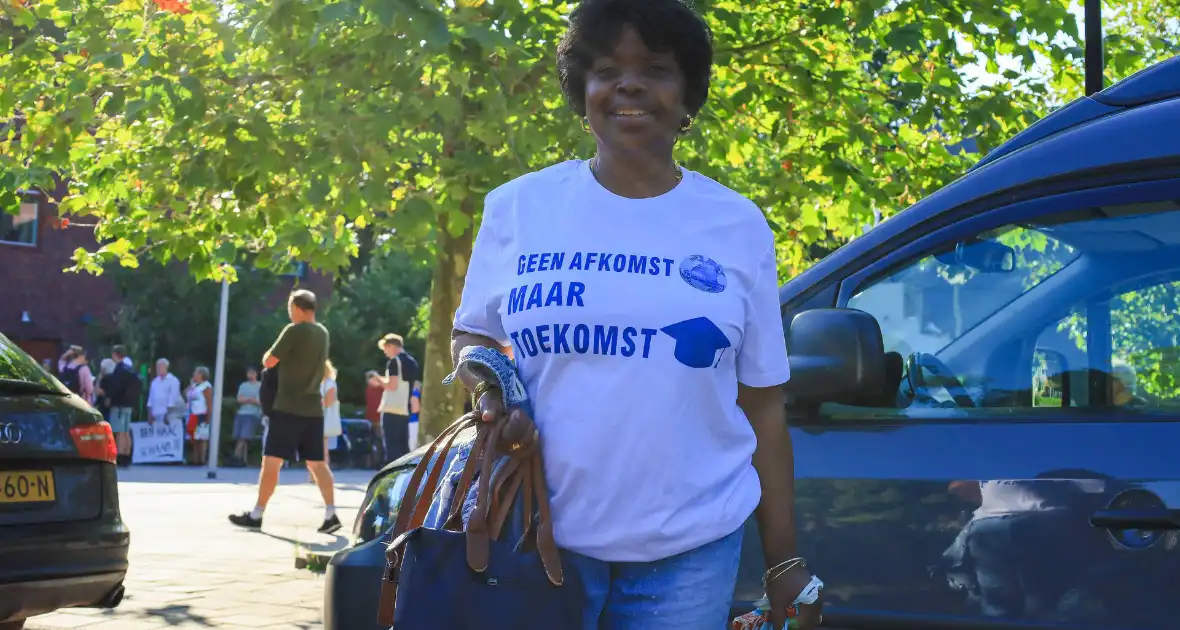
[229,289,341,534]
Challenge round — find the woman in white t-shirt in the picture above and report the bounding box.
[186,366,213,466]
[449,1,820,628]
[320,360,343,467]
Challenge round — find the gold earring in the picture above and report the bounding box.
[581,117,591,132]
[679,115,694,133]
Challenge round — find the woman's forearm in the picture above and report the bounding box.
[739,385,798,566]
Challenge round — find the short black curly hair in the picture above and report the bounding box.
[556,0,714,119]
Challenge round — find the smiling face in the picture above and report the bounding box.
[584,25,687,155]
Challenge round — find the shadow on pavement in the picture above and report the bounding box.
[140,603,215,627]
[261,530,351,555]
[86,601,214,627]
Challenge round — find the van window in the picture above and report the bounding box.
[848,225,1079,358]
[840,201,1180,416]
[1110,280,1180,409]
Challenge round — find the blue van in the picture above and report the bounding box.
[326,54,1180,630]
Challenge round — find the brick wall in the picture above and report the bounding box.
[0,190,118,363]
[1,192,334,365]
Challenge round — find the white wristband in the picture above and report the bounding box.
[792,575,824,606]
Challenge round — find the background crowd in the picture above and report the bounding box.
[48,331,423,469]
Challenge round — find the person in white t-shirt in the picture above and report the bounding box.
[147,358,185,425]
[186,366,213,466]
[449,1,819,628]
[320,360,343,467]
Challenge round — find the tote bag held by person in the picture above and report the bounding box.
[376,415,582,629]
[380,357,410,416]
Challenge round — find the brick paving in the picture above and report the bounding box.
[25,465,375,630]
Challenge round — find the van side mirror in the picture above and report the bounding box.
[785,308,886,406]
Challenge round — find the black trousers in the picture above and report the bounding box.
[381,413,410,464]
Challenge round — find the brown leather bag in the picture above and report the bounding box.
[376,413,564,626]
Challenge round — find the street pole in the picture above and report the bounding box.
[1084,0,1104,96]
[207,274,230,480]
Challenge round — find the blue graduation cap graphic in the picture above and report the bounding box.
[660,317,732,368]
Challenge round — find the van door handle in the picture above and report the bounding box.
[1090,508,1180,530]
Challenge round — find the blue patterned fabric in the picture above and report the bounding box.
[441,345,533,417]
[424,346,530,529]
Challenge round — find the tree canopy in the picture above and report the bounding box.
[2,0,1177,432]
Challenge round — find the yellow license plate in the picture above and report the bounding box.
[0,471,55,504]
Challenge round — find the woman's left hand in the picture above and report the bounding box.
[766,565,823,630]
[455,362,538,457]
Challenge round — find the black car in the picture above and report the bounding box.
[327,55,1180,630]
[0,334,129,630]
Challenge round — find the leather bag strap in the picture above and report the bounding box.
[465,420,502,572]
[531,447,563,586]
[377,415,473,626]
[488,457,524,541]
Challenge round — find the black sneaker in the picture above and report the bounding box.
[229,512,263,529]
[318,514,342,534]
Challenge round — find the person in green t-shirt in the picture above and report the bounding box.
[229,289,341,534]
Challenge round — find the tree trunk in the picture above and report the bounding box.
[418,197,476,441]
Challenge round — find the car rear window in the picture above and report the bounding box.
[0,333,63,390]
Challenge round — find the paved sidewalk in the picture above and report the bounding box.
[25,465,376,630]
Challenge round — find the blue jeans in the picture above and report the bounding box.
[570,526,743,630]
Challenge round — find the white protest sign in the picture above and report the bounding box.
[131,419,185,464]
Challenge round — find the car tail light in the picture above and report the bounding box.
[70,422,118,464]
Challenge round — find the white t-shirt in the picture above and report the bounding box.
[321,377,343,437]
[188,381,211,416]
[148,373,184,418]
[453,160,791,562]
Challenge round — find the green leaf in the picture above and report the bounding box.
[885,24,924,52]
[320,2,358,24]
[883,151,908,169]
[725,144,745,167]
[125,99,150,122]
[853,0,877,31]
[12,7,38,29]
[445,207,471,238]
[899,64,923,84]
[368,0,396,26]
[95,52,125,69]
[308,177,331,204]
[814,7,845,28]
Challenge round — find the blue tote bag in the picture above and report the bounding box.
[377,414,583,629]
